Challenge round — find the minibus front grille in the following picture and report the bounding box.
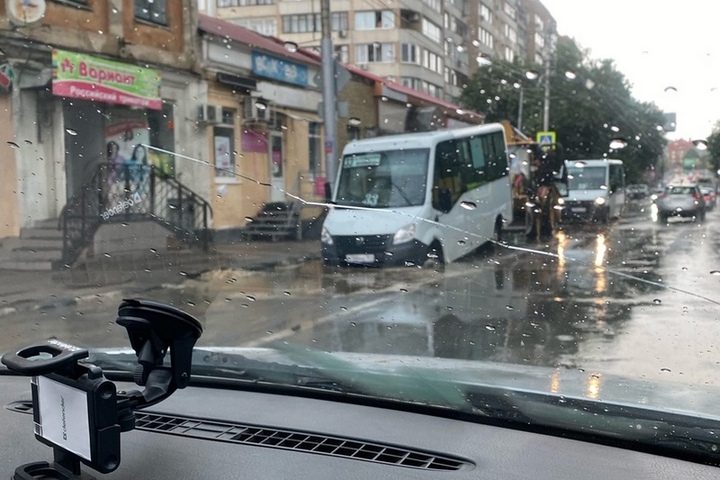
[335,235,390,254]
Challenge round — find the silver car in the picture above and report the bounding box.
[655,184,706,223]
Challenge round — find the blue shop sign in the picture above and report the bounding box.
[252,51,308,87]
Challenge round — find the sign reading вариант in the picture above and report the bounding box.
[52,49,162,110]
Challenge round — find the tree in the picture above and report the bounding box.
[461,36,666,183]
[706,123,720,173]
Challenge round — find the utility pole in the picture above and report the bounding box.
[320,0,338,195]
[542,58,550,131]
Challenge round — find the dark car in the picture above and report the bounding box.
[700,186,716,210]
[655,184,706,223]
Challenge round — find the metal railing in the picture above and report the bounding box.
[58,163,212,266]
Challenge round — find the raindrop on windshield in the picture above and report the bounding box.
[340,306,348,311]
[609,138,627,149]
[399,288,408,293]
[283,291,291,296]
[506,305,514,311]
[660,368,671,373]
[457,239,467,245]
[564,70,577,80]
[652,299,662,305]
[246,295,256,302]
[460,201,477,210]
[664,86,677,93]
[485,325,496,331]
[7,141,19,149]
[244,216,254,223]
[103,253,111,258]
[65,128,78,136]
[283,41,298,53]
[24,139,32,145]
[180,271,188,276]
[710,271,720,276]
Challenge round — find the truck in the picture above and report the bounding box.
[501,121,568,239]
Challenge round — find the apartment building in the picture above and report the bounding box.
[199,0,556,105]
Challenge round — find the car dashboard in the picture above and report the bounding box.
[2,375,718,480]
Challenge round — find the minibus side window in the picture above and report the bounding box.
[433,139,466,211]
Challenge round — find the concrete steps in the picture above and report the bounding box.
[0,219,63,271]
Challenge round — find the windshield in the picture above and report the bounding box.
[567,166,607,190]
[4,0,720,464]
[335,149,429,207]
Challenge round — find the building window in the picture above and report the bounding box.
[479,3,492,23]
[232,17,277,36]
[335,45,349,64]
[135,0,168,26]
[331,12,349,31]
[504,46,515,62]
[478,27,493,48]
[355,10,394,30]
[51,0,90,7]
[503,2,516,19]
[283,13,316,33]
[282,12,347,33]
[309,122,321,174]
[355,43,394,63]
[421,18,441,43]
[401,44,419,64]
[214,126,236,179]
[217,0,274,6]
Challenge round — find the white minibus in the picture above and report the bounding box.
[562,159,625,223]
[321,123,513,267]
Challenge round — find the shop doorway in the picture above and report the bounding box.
[269,132,285,203]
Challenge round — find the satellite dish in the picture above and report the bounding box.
[7,0,47,25]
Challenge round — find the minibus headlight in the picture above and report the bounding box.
[595,197,606,205]
[321,227,334,245]
[393,223,416,245]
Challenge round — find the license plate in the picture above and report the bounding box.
[571,207,587,213]
[346,254,375,264]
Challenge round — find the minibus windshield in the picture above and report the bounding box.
[335,148,430,208]
[567,166,607,190]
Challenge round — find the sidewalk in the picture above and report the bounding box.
[0,239,321,316]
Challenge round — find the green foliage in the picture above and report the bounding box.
[461,36,666,183]
[706,125,720,173]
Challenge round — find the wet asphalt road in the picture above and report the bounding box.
[3,198,720,388]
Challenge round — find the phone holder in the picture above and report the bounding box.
[1,299,203,480]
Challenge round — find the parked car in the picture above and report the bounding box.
[655,184,706,223]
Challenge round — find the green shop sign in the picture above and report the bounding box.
[52,49,162,110]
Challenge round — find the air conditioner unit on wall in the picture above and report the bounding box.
[243,96,269,123]
[338,29,348,38]
[196,104,221,124]
[357,63,369,70]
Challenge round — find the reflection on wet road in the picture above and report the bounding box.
[3,199,720,389]
[203,200,720,388]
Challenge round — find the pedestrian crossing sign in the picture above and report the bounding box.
[536,131,556,146]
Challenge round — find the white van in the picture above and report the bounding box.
[321,123,513,267]
[562,159,625,223]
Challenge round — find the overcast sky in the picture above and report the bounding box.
[540,0,720,139]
